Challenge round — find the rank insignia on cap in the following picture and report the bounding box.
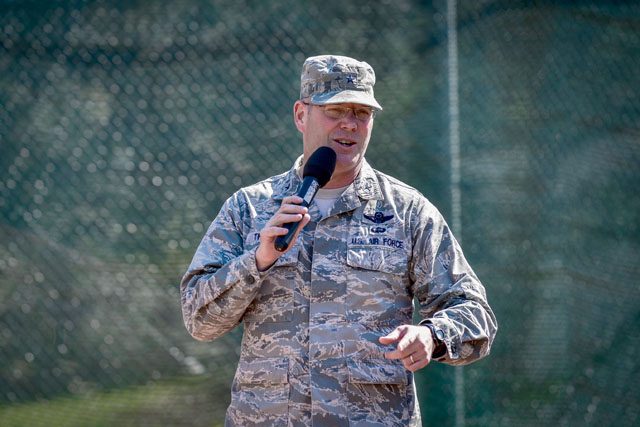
[299,55,382,110]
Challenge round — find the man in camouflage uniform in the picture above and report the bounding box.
[181,55,497,426]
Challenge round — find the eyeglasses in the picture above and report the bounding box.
[303,102,375,121]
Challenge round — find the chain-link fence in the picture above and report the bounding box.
[1,1,639,426]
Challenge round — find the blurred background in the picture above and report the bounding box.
[1,0,639,426]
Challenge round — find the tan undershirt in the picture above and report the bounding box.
[296,163,349,216]
[313,185,349,216]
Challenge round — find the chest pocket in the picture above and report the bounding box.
[346,216,413,326]
[346,245,408,275]
[242,246,299,323]
[346,206,410,275]
[346,215,410,275]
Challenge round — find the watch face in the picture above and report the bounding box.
[427,324,445,342]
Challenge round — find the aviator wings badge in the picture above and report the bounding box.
[364,211,394,224]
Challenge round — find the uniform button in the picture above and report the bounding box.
[246,275,255,284]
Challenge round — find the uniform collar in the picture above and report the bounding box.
[272,155,383,201]
[352,160,383,200]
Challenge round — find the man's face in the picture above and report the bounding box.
[294,101,375,188]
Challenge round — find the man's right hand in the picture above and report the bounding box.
[255,195,310,271]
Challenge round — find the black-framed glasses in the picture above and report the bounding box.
[303,102,376,121]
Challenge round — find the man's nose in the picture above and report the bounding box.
[339,115,358,131]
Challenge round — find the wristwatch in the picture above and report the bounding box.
[424,322,447,358]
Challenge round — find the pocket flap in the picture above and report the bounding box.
[236,357,289,384]
[347,359,407,385]
[346,247,407,275]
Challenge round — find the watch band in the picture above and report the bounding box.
[424,322,447,358]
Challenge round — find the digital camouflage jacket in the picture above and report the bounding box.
[181,158,497,426]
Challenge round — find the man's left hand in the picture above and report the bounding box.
[379,325,435,372]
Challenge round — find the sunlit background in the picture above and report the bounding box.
[1,1,639,426]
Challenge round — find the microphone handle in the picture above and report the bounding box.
[274,176,320,252]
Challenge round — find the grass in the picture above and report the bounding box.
[0,376,230,427]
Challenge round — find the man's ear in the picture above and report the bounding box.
[293,100,307,133]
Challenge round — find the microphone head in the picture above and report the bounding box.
[302,146,337,188]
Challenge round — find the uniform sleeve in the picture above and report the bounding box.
[409,197,498,365]
[180,191,263,341]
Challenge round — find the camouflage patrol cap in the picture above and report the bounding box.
[300,55,382,110]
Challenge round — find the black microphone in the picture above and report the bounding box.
[274,146,337,252]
